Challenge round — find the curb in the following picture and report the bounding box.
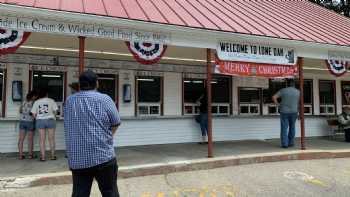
[3,149,350,189]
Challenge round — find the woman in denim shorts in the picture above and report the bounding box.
[18,90,37,160]
[31,88,59,161]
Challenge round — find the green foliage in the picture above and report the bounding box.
[309,0,350,17]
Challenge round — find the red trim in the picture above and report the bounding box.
[79,36,85,74]
[0,31,31,55]
[126,41,167,65]
[325,60,348,77]
[207,48,213,158]
[298,57,306,150]
[116,75,119,110]
[2,68,7,118]
[64,71,68,101]
[28,66,32,91]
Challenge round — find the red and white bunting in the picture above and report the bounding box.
[0,29,31,55]
[326,59,348,77]
[126,41,167,65]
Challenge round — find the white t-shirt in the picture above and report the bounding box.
[31,98,58,120]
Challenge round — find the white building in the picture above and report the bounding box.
[0,0,350,153]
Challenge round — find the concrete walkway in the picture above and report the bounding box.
[0,137,350,188]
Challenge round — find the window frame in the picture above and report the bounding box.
[30,69,67,118]
[182,76,232,116]
[97,74,118,102]
[135,75,163,117]
[238,87,262,116]
[182,78,205,116]
[296,79,314,115]
[319,80,336,115]
[211,76,232,116]
[263,79,287,115]
[341,81,350,109]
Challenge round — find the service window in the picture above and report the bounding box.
[0,69,4,116]
[263,79,286,115]
[319,80,336,115]
[296,79,313,115]
[136,76,162,116]
[341,81,350,108]
[212,77,231,115]
[239,88,261,115]
[98,74,117,101]
[183,79,204,115]
[32,71,65,116]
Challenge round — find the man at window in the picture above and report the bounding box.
[272,79,300,148]
[338,106,350,143]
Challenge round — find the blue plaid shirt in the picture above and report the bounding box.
[64,90,121,170]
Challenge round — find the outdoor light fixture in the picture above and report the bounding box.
[20,45,208,63]
[42,75,61,78]
[137,78,155,82]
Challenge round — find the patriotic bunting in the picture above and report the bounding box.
[0,29,31,55]
[126,41,167,65]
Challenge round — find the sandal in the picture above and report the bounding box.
[50,155,57,160]
[28,154,36,159]
[39,156,46,162]
[19,155,25,160]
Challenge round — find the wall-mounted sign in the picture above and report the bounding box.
[215,59,298,78]
[217,42,296,65]
[0,16,171,44]
[136,70,163,77]
[0,29,30,55]
[326,51,349,77]
[30,65,67,72]
[126,42,167,65]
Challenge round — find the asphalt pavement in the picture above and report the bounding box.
[1,158,350,197]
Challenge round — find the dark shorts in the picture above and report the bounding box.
[19,121,35,132]
[36,119,56,129]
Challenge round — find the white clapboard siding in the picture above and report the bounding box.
[163,72,182,116]
[0,117,331,153]
[6,64,30,118]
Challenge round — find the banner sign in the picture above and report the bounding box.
[0,16,171,44]
[215,59,298,78]
[0,29,30,55]
[126,42,167,65]
[217,41,296,65]
[326,51,349,77]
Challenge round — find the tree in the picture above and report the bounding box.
[309,0,350,17]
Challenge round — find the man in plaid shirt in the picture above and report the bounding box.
[64,70,121,197]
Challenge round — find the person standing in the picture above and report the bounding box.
[18,90,37,159]
[69,82,79,94]
[64,70,121,197]
[272,79,300,148]
[197,87,208,144]
[31,88,58,161]
[338,106,350,142]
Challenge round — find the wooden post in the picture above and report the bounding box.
[78,36,85,74]
[298,57,306,150]
[207,48,213,158]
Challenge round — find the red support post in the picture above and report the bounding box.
[78,36,86,74]
[298,57,306,150]
[207,48,213,158]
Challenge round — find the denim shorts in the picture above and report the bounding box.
[36,119,56,129]
[19,121,35,132]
